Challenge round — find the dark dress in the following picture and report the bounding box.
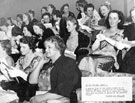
[1,56,41,102]
[75,31,90,57]
[98,17,106,26]
[59,17,68,40]
[77,11,82,19]
[37,28,55,49]
[117,23,135,73]
[124,23,135,41]
[118,47,135,74]
[42,55,81,100]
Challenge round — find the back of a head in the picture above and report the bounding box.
[53,10,62,18]
[12,26,22,36]
[34,22,46,31]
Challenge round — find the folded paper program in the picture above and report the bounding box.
[0,87,18,103]
[78,19,92,33]
[96,34,131,50]
[0,62,27,81]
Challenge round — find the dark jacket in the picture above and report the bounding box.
[119,47,135,74]
[124,23,135,41]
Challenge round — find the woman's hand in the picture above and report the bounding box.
[96,34,106,41]
[39,53,50,65]
[30,95,46,103]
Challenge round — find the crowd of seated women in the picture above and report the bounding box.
[0,0,135,103]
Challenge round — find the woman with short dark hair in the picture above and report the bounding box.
[79,10,125,75]
[1,36,42,102]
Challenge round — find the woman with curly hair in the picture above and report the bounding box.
[79,10,126,75]
[60,3,75,18]
[1,36,42,102]
[98,2,112,26]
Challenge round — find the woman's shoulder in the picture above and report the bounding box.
[33,53,42,61]
[62,55,76,65]
[6,56,15,66]
[78,31,89,38]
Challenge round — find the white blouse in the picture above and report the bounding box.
[66,33,78,53]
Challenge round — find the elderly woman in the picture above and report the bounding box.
[30,36,81,103]
[79,10,126,76]
[1,36,42,102]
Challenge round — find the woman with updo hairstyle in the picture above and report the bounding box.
[98,1,112,26]
[41,6,48,18]
[65,15,89,60]
[60,3,75,18]
[76,0,88,19]
[47,4,56,15]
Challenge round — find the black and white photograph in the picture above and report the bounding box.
[0,0,135,103]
